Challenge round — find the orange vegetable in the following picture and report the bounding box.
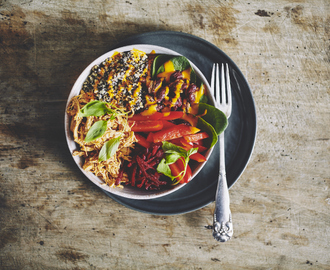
[181,113,198,126]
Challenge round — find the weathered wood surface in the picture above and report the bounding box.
[0,0,329,269]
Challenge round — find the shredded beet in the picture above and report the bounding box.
[115,167,124,186]
[123,142,168,190]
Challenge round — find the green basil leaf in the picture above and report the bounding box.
[162,141,186,156]
[165,152,181,165]
[186,147,198,159]
[156,159,175,180]
[84,120,108,142]
[98,136,121,162]
[79,100,110,117]
[159,142,199,185]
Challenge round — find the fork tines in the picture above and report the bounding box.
[211,63,232,117]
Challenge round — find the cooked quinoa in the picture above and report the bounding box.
[81,49,148,113]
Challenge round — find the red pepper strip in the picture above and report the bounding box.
[179,138,194,148]
[183,132,209,142]
[146,132,154,142]
[162,120,176,129]
[168,138,193,150]
[192,139,203,146]
[161,111,184,120]
[169,138,184,146]
[176,157,192,184]
[153,125,200,143]
[135,133,151,148]
[130,112,163,121]
[128,120,164,132]
[183,164,192,183]
[190,152,207,162]
[169,157,192,184]
[197,145,208,153]
[169,162,182,182]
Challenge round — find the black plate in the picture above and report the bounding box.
[102,31,257,215]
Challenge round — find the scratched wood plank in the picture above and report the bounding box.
[0,0,329,269]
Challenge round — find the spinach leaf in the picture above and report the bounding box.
[84,120,108,142]
[199,94,208,103]
[198,103,228,135]
[170,56,191,72]
[197,117,218,148]
[98,136,121,162]
[152,54,173,78]
[155,55,197,84]
[170,56,197,84]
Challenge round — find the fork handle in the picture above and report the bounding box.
[213,133,233,242]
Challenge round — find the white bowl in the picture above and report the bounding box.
[64,44,215,200]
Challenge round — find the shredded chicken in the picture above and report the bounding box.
[66,92,137,187]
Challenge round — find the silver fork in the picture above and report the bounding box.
[211,63,233,242]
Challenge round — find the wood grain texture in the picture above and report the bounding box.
[0,0,329,269]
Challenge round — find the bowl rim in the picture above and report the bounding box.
[64,44,216,200]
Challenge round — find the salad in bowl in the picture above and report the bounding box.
[65,45,227,199]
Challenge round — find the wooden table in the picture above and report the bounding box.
[1,0,329,269]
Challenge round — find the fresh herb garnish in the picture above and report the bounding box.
[79,100,126,118]
[84,120,108,142]
[157,141,198,185]
[98,136,121,162]
[79,100,110,117]
[153,55,198,85]
[157,159,174,180]
[79,100,127,143]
